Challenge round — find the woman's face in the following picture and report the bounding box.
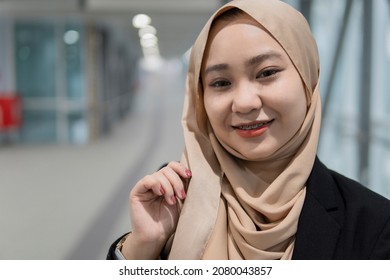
[202,14,307,161]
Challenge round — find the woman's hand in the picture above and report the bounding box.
[121,161,191,259]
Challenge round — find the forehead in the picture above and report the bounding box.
[208,12,264,42]
[202,13,286,67]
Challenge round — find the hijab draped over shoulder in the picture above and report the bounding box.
[167,0,321,259]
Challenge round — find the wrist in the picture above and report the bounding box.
[120,232,165,260]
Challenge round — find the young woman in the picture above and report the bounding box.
[108,0,390,259]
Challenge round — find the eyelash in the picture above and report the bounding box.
[207,67,281,89]
[256,68,281,79]
[209,80,231,88]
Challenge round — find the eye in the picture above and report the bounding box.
[257,68,280,79]
[209,79,231,88]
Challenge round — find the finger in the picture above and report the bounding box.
[161,167,187,200]
[156,172,178,205]
[167,161,192,179]
[132,175,163,198]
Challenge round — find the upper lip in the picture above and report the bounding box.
[232,119,274,129]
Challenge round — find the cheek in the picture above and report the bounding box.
[280,85,307,126]
[203,94,213,122]
[204,93,228,126]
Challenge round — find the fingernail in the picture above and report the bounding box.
[181,190,186,199]
[186,170,192,178]
[159,186,165,195]
[171,195,177,204]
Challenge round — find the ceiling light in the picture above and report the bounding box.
[132,14,151,29]
[63,30,80,45]
[138,25,157,38]
[140,34,158,48]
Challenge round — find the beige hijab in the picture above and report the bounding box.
[168,0,321,260]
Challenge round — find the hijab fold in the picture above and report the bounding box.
[168,0,321,260]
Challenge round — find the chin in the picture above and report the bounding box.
[236,149,276,161]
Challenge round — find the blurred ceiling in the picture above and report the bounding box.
[0,0,223,58]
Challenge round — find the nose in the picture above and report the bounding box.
[231,82,262,114]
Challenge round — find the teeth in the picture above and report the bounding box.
[239,122,268,130]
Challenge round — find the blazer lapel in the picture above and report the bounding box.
[292,158,343,259]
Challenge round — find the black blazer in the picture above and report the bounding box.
[293,158,390,259]
[107,158,390,260]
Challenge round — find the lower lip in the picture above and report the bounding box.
[234,123,271,138]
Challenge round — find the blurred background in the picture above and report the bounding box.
[0,0,389,259]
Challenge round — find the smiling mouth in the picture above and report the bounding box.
[232,120,274,138]
[233,120,274,130]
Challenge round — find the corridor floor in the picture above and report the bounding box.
[0,60,186,259]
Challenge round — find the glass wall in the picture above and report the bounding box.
[0,19,14,93]
[285,0,390,198]
[369,0,390,197]
[15,22,57,142]
[0,17,140,145]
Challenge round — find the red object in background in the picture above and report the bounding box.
[0,94,22,131]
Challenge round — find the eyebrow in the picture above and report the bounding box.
[246,51,283,67]
[203,51,283,77]
[203,63,229,77]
